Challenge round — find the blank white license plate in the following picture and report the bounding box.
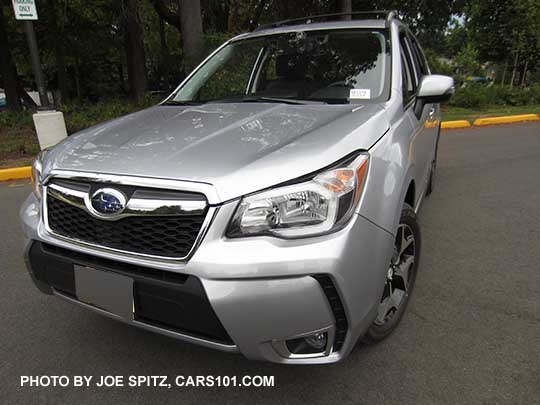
[74,265,133,320]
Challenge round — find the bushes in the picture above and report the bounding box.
[0,95,160,134]
[449,84,540,108]
[0,110,34,130]
[0,95,160,162]
[61,95,160,133]
[424,49,454,77]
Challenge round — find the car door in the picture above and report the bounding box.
[409,33,440,171]
[399,31,434,199]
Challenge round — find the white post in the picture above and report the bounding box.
[32,110,68,150]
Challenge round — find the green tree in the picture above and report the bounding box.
[150,0,204,74]
[467,0,540,86]
[360,0,466,52]
[123,0,148,101]
[0,3,21,110]
[454,43,482,77]
[444,17,467,58]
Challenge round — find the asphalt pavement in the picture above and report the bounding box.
[1,122,539,404]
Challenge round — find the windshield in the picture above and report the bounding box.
[169,29,391,105]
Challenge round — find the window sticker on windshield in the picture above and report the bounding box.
[349,89,371,100]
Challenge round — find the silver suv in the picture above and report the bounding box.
[21,11,453,364]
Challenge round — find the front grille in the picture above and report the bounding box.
[47,196,206,258]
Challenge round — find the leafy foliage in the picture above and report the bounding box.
[449,83,540,108]
[466,0,540,84]
[453,44,483,77]
[1,0,539,163]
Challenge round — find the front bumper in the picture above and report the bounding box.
[21,193,394,364]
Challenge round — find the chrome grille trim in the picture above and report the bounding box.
[47,182,207,220]
[42,170,221,203]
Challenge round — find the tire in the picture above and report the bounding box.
[426,125,440,196]
[362,203,421,344]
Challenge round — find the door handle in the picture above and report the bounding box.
[429,107,436,120]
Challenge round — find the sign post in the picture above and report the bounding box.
[12,0,67,150]
[11,0,51,109]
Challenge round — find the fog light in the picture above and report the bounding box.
[285,332,328,355]
[304,332,327,350]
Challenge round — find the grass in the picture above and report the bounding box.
[442,104,540,122]
[0,157,34,169]
[0,125,40,166]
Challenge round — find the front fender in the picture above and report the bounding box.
[357,120,416,236]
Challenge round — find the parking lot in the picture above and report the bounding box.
[1,122,539,404]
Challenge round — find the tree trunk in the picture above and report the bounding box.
[118,64,125,93]
[74,58,81,99]
[500,60,507,86]
[179,0,203,74]
[158,14,170,90]
[521,60,528,87]
[150,0,181,30]
[509,51,518,89]
[0,5,21,111]
[228,0,240,33]
[248,0,267,30]
[123,0,148,102]
[335,0,352,20]
[47,0,68,103]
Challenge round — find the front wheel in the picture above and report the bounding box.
[362,203,421,343]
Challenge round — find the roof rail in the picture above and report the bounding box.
[253,10,399,32]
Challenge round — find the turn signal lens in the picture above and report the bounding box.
[31,151,45,200]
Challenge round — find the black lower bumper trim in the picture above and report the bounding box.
[25,241,233,345]
[313,275,348,351]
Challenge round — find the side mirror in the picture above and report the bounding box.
[417,74,454,103]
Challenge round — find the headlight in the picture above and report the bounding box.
[31,151,45,200]
[227,153,369,238]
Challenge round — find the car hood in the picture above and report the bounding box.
[43,103,389,202]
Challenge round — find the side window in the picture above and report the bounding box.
[409,35,430,75]
[399,33,416,105]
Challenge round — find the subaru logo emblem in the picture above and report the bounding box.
[89,188,127,218]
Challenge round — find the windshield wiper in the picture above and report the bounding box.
[161,100,202,106]
[251,97,327,105]
[206,96,327,105]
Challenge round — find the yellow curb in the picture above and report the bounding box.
[0,166,32,182]
[473,114,540,126]
[441,120,471,129]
